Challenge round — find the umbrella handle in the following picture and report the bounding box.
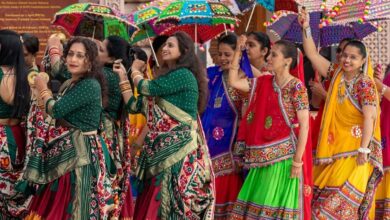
[92,25,96,39]
[245,6,256,32]
[195,24,198,54]
[145,30,160,67]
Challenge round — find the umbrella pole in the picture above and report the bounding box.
[146,30,160,67]
[245,6,256,32]
[195,23,198,54]
[224,23,228,35]
[92,25,96,39]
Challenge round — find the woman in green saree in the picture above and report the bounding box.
[113,31,215,220]
[24,36,114,220]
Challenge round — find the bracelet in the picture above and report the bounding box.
[132,75,143,82]
[121,89,132,94]
[131,70,142,78]
[230,65,240,71]
[39,89,52,98]
[119,80,130,85]
[381,85,388,97]
[119,80,131,92]
[292,160,303,168]
[358,147,371,154]
[37,103,45,110]
[304,27,312,39]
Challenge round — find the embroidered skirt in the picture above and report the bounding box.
[231,158,302,219]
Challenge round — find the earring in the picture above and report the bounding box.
[360,66,364,73]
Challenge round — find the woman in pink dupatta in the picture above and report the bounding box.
[375,64,390,219]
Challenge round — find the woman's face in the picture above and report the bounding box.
[218,43,235,71]
[340,45,365,74]
[23,45,35,69]
[96,39,111,65]
[66,42,90,76]
[246,34,267,63]
[336,40,348,63]
[161,36,181,62]
[266,44,289,73]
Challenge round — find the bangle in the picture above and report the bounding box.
[292,160,303,168]
[119,80,131,92]
[231,65,240,71]
[40,89,52,98]
[121,89,132,94]
[119,80,130,85]
[358,147,371,154]
[381,85,388,97]
[132,75,143,82]
[304,27,312,39]
[131,70,142,78]
[37,103,45,110]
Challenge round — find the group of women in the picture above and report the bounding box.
[0,7,389,220]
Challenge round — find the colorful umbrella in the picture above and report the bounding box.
[130,6,172,44]
[157,0,238,25]
[161,24,234,44]
[212,0,255,15]
[156,0,238,45]
[266,10,378,47]
[52,3,138,41]
[130,5,172,66]
[320,0,390,27]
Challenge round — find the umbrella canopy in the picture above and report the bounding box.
[321,0,390,27]
[156,0,238,45]
[130,6,172,44]
[266,10,378,47]
[157,0,238,25]
[52,3,138,41]
[161,24,234,44]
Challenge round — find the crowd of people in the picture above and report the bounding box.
[0,8,389,220]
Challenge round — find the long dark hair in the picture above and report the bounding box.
[0,30,30,118]
[162,31,208,113]
[21,33,40,55]
[63,36,108,108]
[106,35,131,70]
[246,31,271,61]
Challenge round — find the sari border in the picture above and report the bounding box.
[142,98,198,179]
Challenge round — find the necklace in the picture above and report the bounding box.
[275,75,292,90]
[213,72,226,108]
[337,73,360,103]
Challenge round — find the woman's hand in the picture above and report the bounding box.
[374,64,384,82]
[357,152,369,165]
[290,166,302,178]
[34,75,48,93]
[309,79,327,99]
[291,156,303,178]
[131,59,146,73]
[298,8,310,29]
[113,61,128,81]
[237,35,247,51]
[233,161,243,174]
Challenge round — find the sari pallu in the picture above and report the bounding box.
[0,123,31,219]
[313,64,382,220]
[201,67,244,219]
[375,73,390,219]
[100,112,133,219]
[231,75,312,220]
[22,84,115,220]
[129,97,215,220]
